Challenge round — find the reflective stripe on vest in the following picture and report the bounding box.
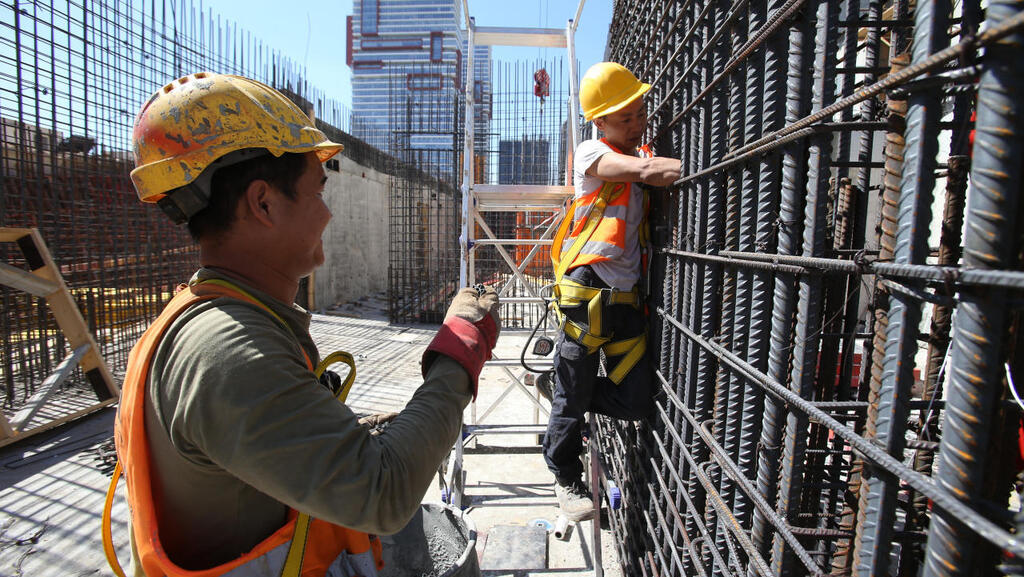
[111,281,383,577]
[551,139,652,278]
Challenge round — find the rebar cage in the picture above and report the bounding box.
[596,0,1024,575]
[386,62,465,324]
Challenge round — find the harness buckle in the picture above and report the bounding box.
[603,286,639,307]
[604,287,620,305]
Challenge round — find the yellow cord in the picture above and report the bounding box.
[102,461,127,577]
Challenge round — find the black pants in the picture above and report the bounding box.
[542,265,656,482]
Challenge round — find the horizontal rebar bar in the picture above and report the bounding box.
[657,306,1024,558]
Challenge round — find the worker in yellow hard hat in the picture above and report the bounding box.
[111,72,500,577]
[542,62,681,521]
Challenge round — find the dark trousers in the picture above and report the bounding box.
[542,265,656,482]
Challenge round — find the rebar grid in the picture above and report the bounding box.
[601,0,1024,574]
[473,58,568,329]
[0,0,384,411]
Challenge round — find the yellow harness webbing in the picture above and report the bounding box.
[550,182,647,385]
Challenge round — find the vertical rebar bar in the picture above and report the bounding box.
[696,0,731,568]
[714,3,749,568]
[770,0,835,573]
[856,0,949,573]
[851,42,909,572]
[733,0,773,538]
[748,0,813,561]
[901,154,967,577]
[922,0,1024,573]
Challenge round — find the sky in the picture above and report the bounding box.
[197,0,614,110]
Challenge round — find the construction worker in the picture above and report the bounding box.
[116,72,500,576]
[542,62,681,521]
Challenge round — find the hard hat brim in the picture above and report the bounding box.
[132,140,345,204]
[312,141,344,163]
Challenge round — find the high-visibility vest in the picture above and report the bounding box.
[110,280,383,577]
[551,138,652,281]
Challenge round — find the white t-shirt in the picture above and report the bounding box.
[571,139,645,290]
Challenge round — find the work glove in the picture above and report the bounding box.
[319,370,342,396]
[422,285,501,398]
[358,412,399,435]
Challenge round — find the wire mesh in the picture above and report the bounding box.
[0,0,383,414]
[598,0,1024,575]
[476,57,568,328]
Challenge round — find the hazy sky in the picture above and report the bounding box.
[197,0,614,109]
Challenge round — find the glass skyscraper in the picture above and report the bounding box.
[347,0,491,179]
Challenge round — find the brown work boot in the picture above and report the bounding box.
[555,477,597,522]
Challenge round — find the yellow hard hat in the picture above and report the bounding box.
[130,72,343,210]
[579,62,651,122]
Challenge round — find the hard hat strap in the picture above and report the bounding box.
[159,148,271,225]
[158,185,208,225]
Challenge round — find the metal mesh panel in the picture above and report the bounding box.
[477,58,568,328]
[598,0,1024,575]
[387,62,463,324]
[0,1,381,413]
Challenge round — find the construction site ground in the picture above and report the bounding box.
[0,293,621,577]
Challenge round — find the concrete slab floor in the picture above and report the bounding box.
[0,296,622,576]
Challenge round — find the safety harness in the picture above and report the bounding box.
[549,156,650,384]
[102,278,380,577]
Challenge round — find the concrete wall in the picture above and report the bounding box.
[312,153,390,311]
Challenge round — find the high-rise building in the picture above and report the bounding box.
[347,0,491,179]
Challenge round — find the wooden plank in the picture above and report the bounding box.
[0,228,121,446]
[0,398,117,449]
[473,184,573,195]
[473,185,572,212]
[0,413,14,440]
[0,227,33,243]
[12,344,92,432]
[29,229,120,400]
[0,261,61,297]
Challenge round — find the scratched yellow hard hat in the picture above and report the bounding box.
[579,62,651,122]
[130,71,343,205]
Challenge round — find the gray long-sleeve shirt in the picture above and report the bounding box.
[138,268,471,570]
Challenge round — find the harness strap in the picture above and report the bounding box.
[103,278,360,577]
[603,334,647,384]
[554,278,640,307]
[561,318,611,353]
[551,276,647,385]
[551,180,627,283]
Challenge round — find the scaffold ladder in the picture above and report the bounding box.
[0,228,120,447]
[450,3,610,575]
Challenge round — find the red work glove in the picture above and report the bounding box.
[422,286,500,398]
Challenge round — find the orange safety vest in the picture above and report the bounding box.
[551,138,653,281]
[107,280,383,577]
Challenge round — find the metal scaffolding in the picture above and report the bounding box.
[598,0,1024,575]
[448,0,583,528]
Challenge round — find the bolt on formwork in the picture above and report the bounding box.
[0,0,383,426]
[594,0,1024,575]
